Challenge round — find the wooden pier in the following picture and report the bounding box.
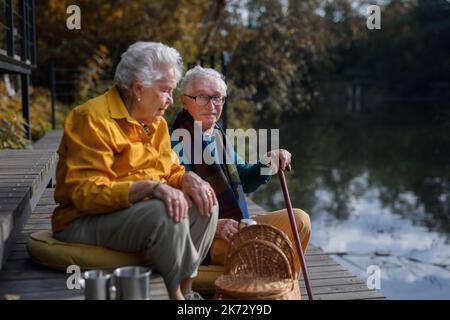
[0,130,386,300]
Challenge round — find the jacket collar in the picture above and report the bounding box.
[107,86,137,124]
[107,85,160,134]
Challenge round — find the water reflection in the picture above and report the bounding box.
[313,172,450,299]
[250,109,450,299]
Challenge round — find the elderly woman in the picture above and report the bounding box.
[170,66,311,273]
[52,43,218,300]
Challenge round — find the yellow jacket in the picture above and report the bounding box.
[52,86,185,233]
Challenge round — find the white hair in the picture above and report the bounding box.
[180,66,227,95]
[114,41,183,93]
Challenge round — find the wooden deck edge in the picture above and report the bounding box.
[0,131,61,270]
[32,130,63,151]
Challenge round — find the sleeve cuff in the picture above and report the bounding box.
[167,172,184,189]
[112,180,133,207]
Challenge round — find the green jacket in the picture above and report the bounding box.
[169,127,271,193]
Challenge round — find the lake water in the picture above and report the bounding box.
[250,104,450,299]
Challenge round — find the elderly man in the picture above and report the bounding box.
[170,66,310,272]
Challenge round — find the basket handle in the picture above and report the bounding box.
[224,238,295,281]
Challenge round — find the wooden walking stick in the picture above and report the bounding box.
[278,164,314,300]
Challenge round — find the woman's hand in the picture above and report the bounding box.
[152,183,191,223]
[262,149,292,172]
[215,219,238,242]
[181,172,217,216]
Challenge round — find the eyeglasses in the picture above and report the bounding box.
[184,94,226,107]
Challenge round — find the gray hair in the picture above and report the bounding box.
[180,66,227,95]
[114,41,183,93]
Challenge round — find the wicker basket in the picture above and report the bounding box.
[214,224,301,300]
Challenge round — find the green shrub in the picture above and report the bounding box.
[0,81,67,149]
[0,81,28,148]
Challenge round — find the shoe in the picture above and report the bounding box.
[184,291,204,300]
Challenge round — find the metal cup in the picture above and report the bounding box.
[112,266,152,300]
[238,218,257,230]
[80,270,112,300]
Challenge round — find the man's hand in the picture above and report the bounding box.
[181,172,217,216]
[215,219,238,242]
[261,149,292,172]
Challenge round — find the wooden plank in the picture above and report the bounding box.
[0,175,40,179]
[32,206,57,214]
[304,290,386,300]
[300,283,375,295]
[34,203,54,207]
[0,161,55,167]
[0,191,30,198]
[13,233,34,244]
[0,258,59,274]
[0,277,69,295]
[0,203,23,211]
[307,270,356,280]
[0,197,30,205]
[0,157,53,162]
[308,249,327,255]
[0,274,168,300]
[12,230,34,240]
[0,265,71,282]
[24,217,52,223]
[305,254,338,262]
[294,264,346,274]
[0,167,47,174]
[10,247,27,254]
[299,276,365,288]
[33,130,63,151]
[11,285,168,300]
[7,250,30,260]
[301,259,340,267]
[5,289,84,300]
[23,223,52,230]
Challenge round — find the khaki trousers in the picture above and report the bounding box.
[55,199,218,290]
